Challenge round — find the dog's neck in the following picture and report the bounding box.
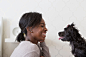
[70,38,86,48]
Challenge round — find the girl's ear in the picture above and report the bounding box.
[26,27,29,32]
[26,27,33,33]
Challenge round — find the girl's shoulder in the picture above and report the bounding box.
[20,41,39,51]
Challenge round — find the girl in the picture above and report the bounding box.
[10,12,51,57]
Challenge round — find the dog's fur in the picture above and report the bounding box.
[58,23,86,57]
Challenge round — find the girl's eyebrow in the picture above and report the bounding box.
[40,23,44,24]
[40,23,46,25]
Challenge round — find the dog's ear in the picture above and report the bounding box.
[71,23,75,27]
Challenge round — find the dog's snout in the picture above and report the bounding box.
[58,32,61,36]
[58,31,64,37]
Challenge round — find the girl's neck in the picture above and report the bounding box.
[25,37,38,44]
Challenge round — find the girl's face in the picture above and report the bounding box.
[31,19,48,43]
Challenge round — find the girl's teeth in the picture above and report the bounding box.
[43,34,46,36]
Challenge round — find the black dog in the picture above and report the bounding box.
[58,23,86,57]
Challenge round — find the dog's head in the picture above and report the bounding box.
[58,23,81,42]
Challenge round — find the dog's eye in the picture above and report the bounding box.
[64,28,67,30]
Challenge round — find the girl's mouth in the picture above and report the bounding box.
[42,33,46,38]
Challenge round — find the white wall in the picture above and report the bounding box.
[1,0,86,57]
[0,18,3,57]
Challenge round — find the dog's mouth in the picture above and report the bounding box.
[58,32,65,40]
[59,37,64,40]
[58,32,64,40]
[58,31,65,40]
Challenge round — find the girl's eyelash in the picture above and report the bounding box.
[41,26,44,27]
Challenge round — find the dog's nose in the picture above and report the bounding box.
[58,32,61,36]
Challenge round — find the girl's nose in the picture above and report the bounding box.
[45,27,48,31]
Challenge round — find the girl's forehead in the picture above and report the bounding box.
[40,19,45,24]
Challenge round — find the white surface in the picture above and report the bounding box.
[5,23,21,42]
[5,22,20,42]
[13,27,20,36]
[10,24,20,39]
[0,17,3,57]
[5,38,19,44]
[5,38,16,42]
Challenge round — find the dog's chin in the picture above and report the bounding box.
[61,38,67,41]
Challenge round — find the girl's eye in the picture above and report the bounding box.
[41,25,44,27]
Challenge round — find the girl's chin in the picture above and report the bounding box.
[39,40,44,42]
[38,38,45,42]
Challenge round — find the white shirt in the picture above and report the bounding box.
[10,41,40,57]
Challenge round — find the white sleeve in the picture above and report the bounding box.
[40,42,51,57]
[24,52,40,57]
